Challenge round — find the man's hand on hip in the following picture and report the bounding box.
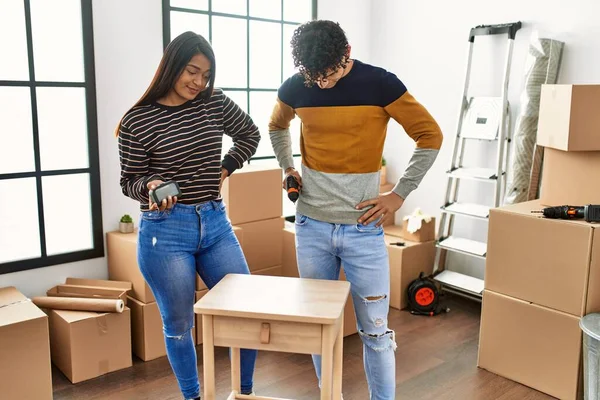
[356,191,404,227]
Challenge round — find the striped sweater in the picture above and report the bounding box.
[118,88,260,211]
[269,60,443,224]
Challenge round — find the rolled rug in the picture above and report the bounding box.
[32,296,124,313]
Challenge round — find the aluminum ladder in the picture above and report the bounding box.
[432,22,522,301]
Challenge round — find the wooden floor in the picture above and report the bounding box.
[52,294,555,400]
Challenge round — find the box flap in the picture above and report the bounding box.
[0,286,46,327]
[52,309,111,323]
[65,277,132,291]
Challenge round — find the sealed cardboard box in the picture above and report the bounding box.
[221,165,283,225]
[537,84,600,151]
[48,308,132,383]
[486,199,600,316]
[385,236,436,309]
[107,230,155,303]
[197,226,243,290]
[539,148,600,206]
[237,217,284,271]
[253,265,283,276]
[478,290,582,400]
[0,287,52,400]
[195,290,208,345]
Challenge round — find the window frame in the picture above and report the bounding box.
[161,0,316,162]
[0,0,103,275]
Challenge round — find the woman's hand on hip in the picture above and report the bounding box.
[219,168,229,193]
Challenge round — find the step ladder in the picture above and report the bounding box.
[432,22,522,301]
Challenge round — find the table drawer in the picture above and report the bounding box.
[212,316,322,354]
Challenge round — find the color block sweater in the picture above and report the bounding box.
[269,60,443,224]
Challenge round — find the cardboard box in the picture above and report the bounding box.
[339,269,358,336]
[221,165,283,225]
[539,148,600,206]
[47,284,129,303]
[48,308,132,383]
[0,287,52,400]
[537,84,600,151]
[478,290,582,400]
[197,226,243,290]
[128,296,197,361]
[237,217,285,271]
[486,200,600,316]
[253,265,283,276]
[385,236,436,310]
[282,226,298,278]
[195,290,208,345]
[107,230,155,303]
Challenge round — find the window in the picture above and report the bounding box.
[0,0,103,274]
[162,0,316,162]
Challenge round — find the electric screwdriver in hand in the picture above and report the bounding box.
[531,205,600,222]
[285,175,300,203]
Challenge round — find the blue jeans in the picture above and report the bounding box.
[295,212,397,400]
[137,200,257,399]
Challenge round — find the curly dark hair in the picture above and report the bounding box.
[290,20,350,86]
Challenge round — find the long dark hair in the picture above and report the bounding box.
[115,31,216,136]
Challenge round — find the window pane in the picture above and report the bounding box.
[283,0,312,23]
[282,24,299,81]
[30,0,84,82]
[0,0,29,80]
[249,0,281,20]
[170,11,209,40]
[37,88,89,171]
[0,178,41,263]
[0,87,35,174]
[249,91,277,157]
[170,0,208,10]
[212,0,246,16]
[249,21,282,89]
[42,173,93,256]
[222,91,248,157]
[212,17,247,88]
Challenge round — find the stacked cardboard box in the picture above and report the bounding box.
[0,286,52,399]
[43,278,133,383]
[478,84,600,400]
[221,164,285,276]
[384,219,436,310]
[106,231,197,359]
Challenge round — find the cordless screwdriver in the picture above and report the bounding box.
[531,205,600,222]
[285,175,300,203]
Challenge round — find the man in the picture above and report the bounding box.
[268,20,443,399]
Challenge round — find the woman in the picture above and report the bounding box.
[116,31,260,399]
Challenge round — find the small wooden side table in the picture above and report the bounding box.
[194,273,351,400]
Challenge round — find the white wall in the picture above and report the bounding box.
[318,0,372,61]
[0,0,163,297]
[370,0,600,277]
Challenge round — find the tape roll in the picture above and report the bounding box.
[32,296,124,313]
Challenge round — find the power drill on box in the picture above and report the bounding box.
[531,205,600,222]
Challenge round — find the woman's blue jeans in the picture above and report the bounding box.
[137,200,257,399]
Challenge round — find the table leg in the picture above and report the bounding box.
[231,347,241,393]
[203,315,216,400]
[332,314,344,399]
[321,324,335,400]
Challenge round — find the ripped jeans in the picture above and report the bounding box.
[295,212,396,400]
[137,201,257,399]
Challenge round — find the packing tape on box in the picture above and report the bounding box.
[403,208,432,233]
[96,314,109,335]
[32,296,125,313]
[0,298,31,309]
